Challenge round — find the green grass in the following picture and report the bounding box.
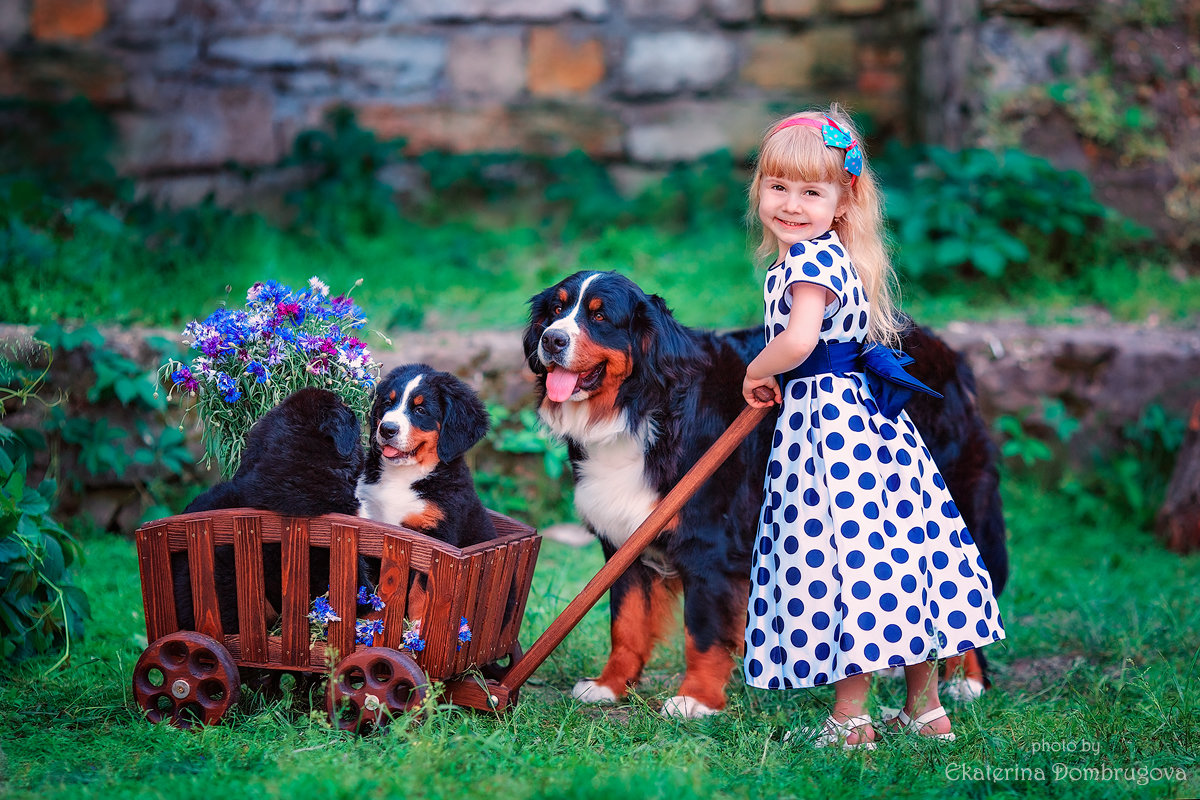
[1,474,1198,799]
[5,210,1200,336]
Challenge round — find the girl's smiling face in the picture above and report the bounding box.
[757,175,844,261]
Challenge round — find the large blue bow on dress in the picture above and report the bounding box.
[860,345,942,419]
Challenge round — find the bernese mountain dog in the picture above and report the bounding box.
[523,270,1007,717]
[172,387,367,634]
[356,363,497,548]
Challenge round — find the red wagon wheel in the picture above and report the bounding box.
[327,647,429,733]
[132,631,241,728]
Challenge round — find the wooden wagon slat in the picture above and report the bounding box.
[137,524,177,641]
[476,543,512,665]
[500,537,540,650]
[454,553,486,673]
[186,518,224,641]
[233,516,268,662]
[421,551,464,676]
[379,535,410,651]
[281,518,311,667]
[327,523,359,666]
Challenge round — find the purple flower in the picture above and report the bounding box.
[170,366,200,394]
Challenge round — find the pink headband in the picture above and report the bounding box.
[770,116,863,185]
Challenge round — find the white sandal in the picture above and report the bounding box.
[794,714,878,751]
[881,705,956,741]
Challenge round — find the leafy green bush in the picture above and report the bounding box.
[283,106,406,241]
[475,405,573,525]
[1061,404,1186,529]
[995,398,1186,531]
[881,146,1153,287]
[0,342,89,663]
[32,324,196,523]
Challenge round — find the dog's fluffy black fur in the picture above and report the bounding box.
[171,387,366,634]
[523,270,1007,715]
[356,363,496,548]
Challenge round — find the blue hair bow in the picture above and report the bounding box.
[820,118,863,181]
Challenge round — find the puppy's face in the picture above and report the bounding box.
[370,365,489,470]
[522,271,637,406]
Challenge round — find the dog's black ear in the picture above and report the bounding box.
[436,377,490,462]
[523,286,557,375]
[322,405,362,458]
[633,292,701,392]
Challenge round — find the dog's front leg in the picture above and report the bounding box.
[661,573,746,718]
[573,552,678,704]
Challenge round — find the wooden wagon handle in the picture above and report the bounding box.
[501,390,775,693]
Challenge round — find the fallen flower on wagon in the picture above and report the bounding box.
[160,276,381,476]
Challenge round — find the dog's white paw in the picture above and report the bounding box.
[572,680,618,704]
[875,666,905,680]
[943,676,986,703]
[660,695,720,719]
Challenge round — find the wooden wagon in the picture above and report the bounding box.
[132,508,540,730]
[132,399,770,731]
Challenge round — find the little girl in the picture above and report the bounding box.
[740,106,1005,749]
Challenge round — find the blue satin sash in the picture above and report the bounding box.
[778,340,943,419]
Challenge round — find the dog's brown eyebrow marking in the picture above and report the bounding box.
[388,390,397,401]
[588,298,603,312]
[412,395,424,406]
[557,288,569,304]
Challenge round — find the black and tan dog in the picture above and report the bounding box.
[524,270,1007,717]
[356,364,496,548]
[172,387,367,634]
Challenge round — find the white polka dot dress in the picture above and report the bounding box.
[743,230,1005,690]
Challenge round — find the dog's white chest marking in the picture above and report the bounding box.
[574,432,660,549]
[357,465,430,526]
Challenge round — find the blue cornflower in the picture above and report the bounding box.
[401,623,425,653]
[204,308,252,347]
[355,618,385,647]
[457,616,472,649]
[245,361,269,384]
[215,372,242,403]
[356,585,386,612]
[308,596,341,626]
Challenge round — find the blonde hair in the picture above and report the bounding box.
[748,105,903,347]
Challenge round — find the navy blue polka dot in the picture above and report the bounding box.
[883,624,902,643]
[845,550,865,569]
[830,461,849,479]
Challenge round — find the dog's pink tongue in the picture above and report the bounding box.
[382,445,401,458]
[545,368,581,403]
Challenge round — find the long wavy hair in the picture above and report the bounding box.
[747,104,902,347]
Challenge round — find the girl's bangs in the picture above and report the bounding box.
[758,124,845,184]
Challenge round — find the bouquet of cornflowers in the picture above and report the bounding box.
[160,276,381,477]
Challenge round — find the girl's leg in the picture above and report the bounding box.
[831,673,876,745]
[897,660,953,736]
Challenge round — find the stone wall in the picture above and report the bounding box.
[1,0,1195,245]
[0,0,917,205]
